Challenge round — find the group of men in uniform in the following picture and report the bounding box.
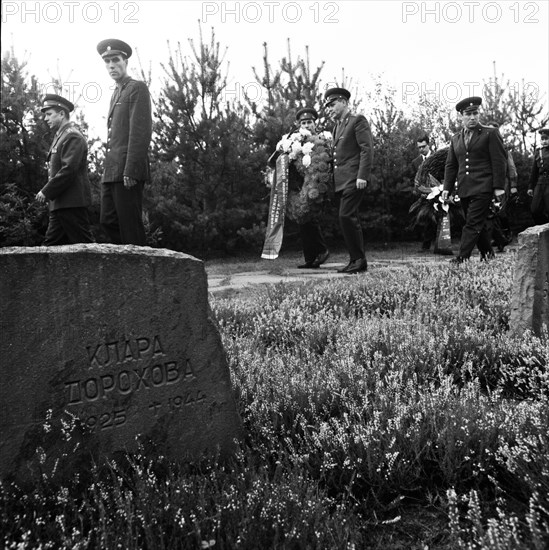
[291,89,374,274]
[36,45,547,266]
[36,39,152,247]
[295,91,548,269]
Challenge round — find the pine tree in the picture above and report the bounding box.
[0,47,49,245]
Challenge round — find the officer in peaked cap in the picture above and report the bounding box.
[97,38,151,246]
[291,106,330,270]
[295,107,319,135]
[455,96,482,113]
[36,94,93,245]
[324,87,351,107]
[40,94,75,114]
[527,127,549,224]
[96,38,133,59]
[324,86,373,274]
[442,96,507,263]
[296,107,319,122]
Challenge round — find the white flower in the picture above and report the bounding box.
[299,128,312,137]
[276,134,292,153]
[289,140,303,159]
[426,184,443,200]
[302,142,314,155]
[302,154,312,167]
[321,131,333,141]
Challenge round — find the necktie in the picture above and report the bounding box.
[465,130,472,148]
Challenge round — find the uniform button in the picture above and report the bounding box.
[466,165,469,168]
[466,171,469,175]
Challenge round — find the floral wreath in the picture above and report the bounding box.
[275,128,333,223]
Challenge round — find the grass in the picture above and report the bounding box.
[1,253,548,549]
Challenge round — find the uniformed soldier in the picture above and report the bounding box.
[442,96,507,263]
[36,94,93,245]
[324,87,373,274]
[294,107,330,268]
[97,38,152,245]
[528,127,549,224]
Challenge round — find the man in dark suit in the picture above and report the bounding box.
[442,97,507,263]
[36,94,93,245]
[97,39,152,245]
[324,87,373,274]
[528,127,549,224]
[412,134,431,173]
[411,134,437,251]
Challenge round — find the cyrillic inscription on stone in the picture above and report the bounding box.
[510,223,549,337]
[0,245,242,478]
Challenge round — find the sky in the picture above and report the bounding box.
[2,0,549,139]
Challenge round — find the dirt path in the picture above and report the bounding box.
[206,253,457,294]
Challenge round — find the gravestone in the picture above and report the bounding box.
[0,244,242,478]
[510,223,549,337]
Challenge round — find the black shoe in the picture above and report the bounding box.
[480,250,495,261]
[342,258,368,274]
[297,262,318,269]
[337,260,353,273]
[311,250,330,268]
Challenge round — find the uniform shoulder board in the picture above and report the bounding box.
[67,126,83,136]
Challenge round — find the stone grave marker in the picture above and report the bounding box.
[0,244,242,478]
[510,223,549,337]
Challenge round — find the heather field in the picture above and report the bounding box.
[2,256,548,549]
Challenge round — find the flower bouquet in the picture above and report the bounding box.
[409,148,462,255]
[275,128,333,224]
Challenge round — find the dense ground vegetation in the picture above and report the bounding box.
[2,256,548,549]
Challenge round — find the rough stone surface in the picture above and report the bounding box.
[510,223,549,336]
[0,244,242,478]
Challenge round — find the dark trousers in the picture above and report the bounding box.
[43,207,94,246]
[300,221,328,263]
[338,186,366,261]
[458,193,493,258]
[531,182,549,224]
[100,181,146,245]
[421,218,438,249]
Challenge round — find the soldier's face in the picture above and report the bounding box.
[461,109,480,129]
[43,108,65,131]
[104,55,129,82]
[299,118,316,132]
[326,99,347,120]
[540,136,549,147]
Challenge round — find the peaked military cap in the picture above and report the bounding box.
[538,127,549,137]
[324,87,351,106]
[296,107,319,121]
[456,96,482,113]
[97,38,132,59]
[40,94,74,113]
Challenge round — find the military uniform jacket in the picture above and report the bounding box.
[443,125,507,198]
[102,77,152,183]
[332,113,374,192]
[41,122,92,212]
[529,147,549,190]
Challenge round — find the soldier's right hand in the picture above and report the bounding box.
[527,189,534,197]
